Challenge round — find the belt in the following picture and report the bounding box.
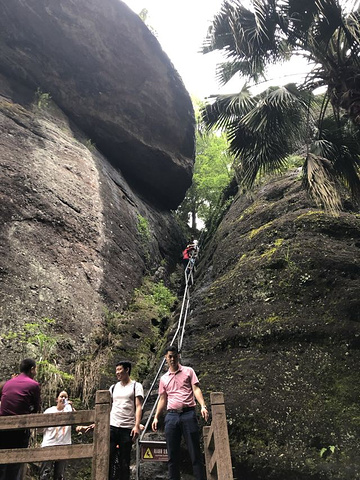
[167,406,195,414]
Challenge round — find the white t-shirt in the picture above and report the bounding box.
[110,380,144,429]
[41,404,72,447]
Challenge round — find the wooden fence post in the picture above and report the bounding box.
[92,390,111,480]
[203,392,233,480]
[203,425,214,480]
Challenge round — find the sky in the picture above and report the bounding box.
[122,0,224,99]
[122,0,310,100]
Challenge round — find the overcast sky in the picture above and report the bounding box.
[122,0,310,99]
[122,0,232,99]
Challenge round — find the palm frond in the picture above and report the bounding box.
[201,85,255,131]
[303,153,342,211]
[226,85,311,186]
[216,60,266,85]
[203,0,360,205]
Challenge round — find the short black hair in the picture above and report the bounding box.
[164,345,179,355]
[57,390,68,397]
[20,358,36,374]
[116,360,132,375]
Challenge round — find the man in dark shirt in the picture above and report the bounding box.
[0,358,41,480]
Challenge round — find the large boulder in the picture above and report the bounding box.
[0,75,185,379]
[184,172,360,480]
[0,0,195,209]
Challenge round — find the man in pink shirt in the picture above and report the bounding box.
[0,358,41,480]
[152,345,208,480]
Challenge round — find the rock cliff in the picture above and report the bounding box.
[184,172,360,479]
[0,0,194,379]
[0,0,195,209]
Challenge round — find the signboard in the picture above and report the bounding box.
[140,441,168,462]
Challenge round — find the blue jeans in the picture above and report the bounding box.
[164,410,205,480]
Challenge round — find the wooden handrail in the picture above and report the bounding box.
[203,392,233,480]
[0,389,110,480]
[0,411,94,429]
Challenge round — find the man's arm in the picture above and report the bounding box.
[131,396,143,439]
[152,393,167,431]
[192,384,209,421]
[33,384,41,413]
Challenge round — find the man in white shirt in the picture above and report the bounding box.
[109,360,144,480]
[40,390,74,480]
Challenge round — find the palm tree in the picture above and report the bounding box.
[201,0,360,208]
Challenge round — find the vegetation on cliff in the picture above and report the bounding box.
[201,0,360,210]
[187,171,360,480]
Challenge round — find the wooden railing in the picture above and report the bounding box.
[203,392,233,480]
[0,390,110,480]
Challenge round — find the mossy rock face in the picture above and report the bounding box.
[185,173,360,480]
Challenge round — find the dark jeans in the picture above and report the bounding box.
[109,426,132,480]
[164,410,205,480]
[0,429,30,480]
[40,460,66,480]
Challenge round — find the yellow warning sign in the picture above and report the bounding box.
[141,442,168,462]
[144,448,153,459]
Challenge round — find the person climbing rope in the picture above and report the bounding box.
[182,244,195,270]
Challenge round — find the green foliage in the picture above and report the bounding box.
[285,155,304,169]
[132,279,176,319]
[86,276,178,392]
[3,318,73,405]
[177,100,234,231]
[138,8,157,36]
[151,282,177,318]
[202,177,238,239]
[84,139,96,151]
[34,88,51,109]
[103,308,124,335]
[319,445,336,458]
[137,214,150,241]
[201,0,360,208]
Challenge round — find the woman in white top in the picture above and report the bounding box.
[40,391,74,480]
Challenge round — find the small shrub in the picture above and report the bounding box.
[137,214,151,241]
[84,139,96,151]
[2,317,73,405]
[35,88,51,109]
[151,281,177,318]
[131,278,176,319]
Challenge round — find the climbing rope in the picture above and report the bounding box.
[135,244,200,479]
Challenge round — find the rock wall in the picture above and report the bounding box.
[183,172,360,479]
[0,0,195,209]
[0,0,195,381]
[0,77,187,377]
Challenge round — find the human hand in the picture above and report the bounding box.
[152,417,158,432]
[76,424,95,434]
[201,406,209,422]
[131,425,140,442]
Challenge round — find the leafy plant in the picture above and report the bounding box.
[84,139,96,151]
[151,281,177,318]
[3,318,73,405]
[132,279,176,319]
[137,214,150,241]
[178,99,234,231]
[320,445,336,458]
[35,88,51,109]
[201,0,360,209]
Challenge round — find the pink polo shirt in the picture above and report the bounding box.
[159,365,199,410]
